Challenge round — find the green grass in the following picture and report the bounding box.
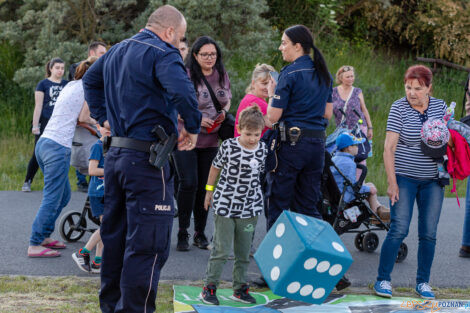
[1,276,469,312]
[0,135,80,191]
[0,41,468,196]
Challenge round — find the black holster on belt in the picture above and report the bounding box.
[105,125,177,169]
[149,125,177,169]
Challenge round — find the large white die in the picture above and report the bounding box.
[254,211,353,304]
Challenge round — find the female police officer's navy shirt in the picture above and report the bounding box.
[271,55,332,130]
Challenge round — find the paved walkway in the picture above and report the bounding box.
[1,191,468,287]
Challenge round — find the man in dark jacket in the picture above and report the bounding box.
[83,5,201,313]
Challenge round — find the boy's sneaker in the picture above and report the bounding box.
[194,232,209,249]
[231,285,256,304]
[176,230,190,251]
[201,284,219,305]
[415,283,435,300]
[374,280,392,298]
[22,181,31,192]
[91,261,101,274]
[72,251,90,273]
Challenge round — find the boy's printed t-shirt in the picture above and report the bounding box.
[36,78,68,120]
[88,140,105,197]
[212,137,267,218]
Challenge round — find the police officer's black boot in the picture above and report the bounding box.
[176,229,190,251]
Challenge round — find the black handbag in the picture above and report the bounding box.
[201,75,235,141]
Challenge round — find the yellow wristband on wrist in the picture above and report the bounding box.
[205,184,214,191]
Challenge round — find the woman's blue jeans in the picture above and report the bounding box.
[463,181,470,247]
[30,137,71,246]
[377,175,444,284]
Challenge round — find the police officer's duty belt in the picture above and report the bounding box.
[109,137,152,153]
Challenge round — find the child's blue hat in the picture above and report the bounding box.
[336,132,365,150]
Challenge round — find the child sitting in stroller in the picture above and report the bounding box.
[331,133,390,223]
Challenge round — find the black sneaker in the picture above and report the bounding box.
[201,284,219,305]
[91,261,101,274]
[77,183,88,193]
[72,251,90,273]
[176,230,190,251]
[193,232,209,249]
[335,275,351,291]
[459,247,470,258]
[251,276,268,288]
[231,285,256,304]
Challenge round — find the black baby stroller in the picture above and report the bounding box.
[59,122,101,242]
[320,151,408,263]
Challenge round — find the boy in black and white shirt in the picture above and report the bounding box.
[201,105,267,305]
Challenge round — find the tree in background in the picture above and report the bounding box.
[340,0,470,66]
[0,0,147,89]
[1,0,276,103]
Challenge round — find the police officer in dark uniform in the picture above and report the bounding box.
[266,24,333,229]
[82,5,201,313]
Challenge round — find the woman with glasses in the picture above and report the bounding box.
[374,65,446,300]
[174,36,232,251]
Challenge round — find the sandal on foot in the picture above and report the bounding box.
[28,248,61,258]
[42,240,66,249]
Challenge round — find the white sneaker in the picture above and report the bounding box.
[22,181,31,192]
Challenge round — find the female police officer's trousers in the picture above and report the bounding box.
[267,136,325,230]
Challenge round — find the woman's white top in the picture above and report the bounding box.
[41,80,85,148]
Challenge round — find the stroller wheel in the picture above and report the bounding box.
[396,242,408,263]
[362,232,379,253]
[354,233,365,251]
[59,211,87,242]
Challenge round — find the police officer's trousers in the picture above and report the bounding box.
[100,147,174,313]
[267,137,325,229]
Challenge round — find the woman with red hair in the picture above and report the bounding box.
[374,65,446,300]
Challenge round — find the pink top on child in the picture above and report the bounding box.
[234,94,269,137]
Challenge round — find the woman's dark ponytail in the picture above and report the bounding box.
[312,45,331,87]
[284,25,331,87]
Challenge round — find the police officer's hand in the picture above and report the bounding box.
[201,117,214,128]
[204,191,213,211]
[103,120,111,131]
[178,128,198,151]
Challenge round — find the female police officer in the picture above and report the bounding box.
[267,24,333,229]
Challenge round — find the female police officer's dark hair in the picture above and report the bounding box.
[284,25,331,87]
[186,36,226,90]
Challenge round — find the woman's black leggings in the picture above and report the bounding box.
[173,147,218,234]
[24,118,48,183]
